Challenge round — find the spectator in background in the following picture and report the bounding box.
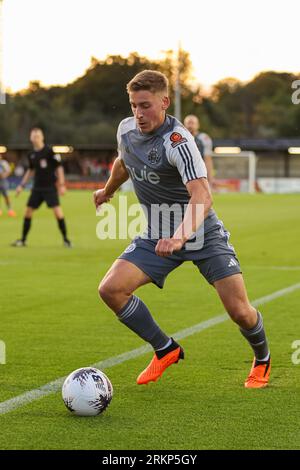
[0,155,16,217]
[184,115,215,189]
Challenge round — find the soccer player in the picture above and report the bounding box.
[184,114,215,189]
[0,155,16,217]
[12,127,72,247]
[94,70,271,389]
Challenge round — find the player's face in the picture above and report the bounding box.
[184,117,199,135]
[129,90,170,134]
[30,129,44,148]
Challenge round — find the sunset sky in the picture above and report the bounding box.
[1,0,299,92]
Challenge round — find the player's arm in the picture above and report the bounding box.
[1,169,10,179]
[156,128,212,257]
[174,177,212,239]
[93,157,129,209]
[202,134,215,189]
[56,165,66,196]
[51,152,66,195]
[16,169,35,196]
[204,155,214,187]
[156,178,212,256]
[94,120,130,209]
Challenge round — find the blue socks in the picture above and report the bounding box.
[117,295,170,351]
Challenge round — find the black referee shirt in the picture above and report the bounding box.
[28,145,62,190]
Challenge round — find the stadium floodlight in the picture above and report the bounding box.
[53,146,74,154]
[214,147,242,154]
[212,151,257,194]
[0,0,5,105]
[288,147,300,155]
[0,145,7,153]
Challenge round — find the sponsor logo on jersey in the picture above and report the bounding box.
[125,165,160,185]
[148,148,161,165]
[40,159,48,168]
[170,132,187,148]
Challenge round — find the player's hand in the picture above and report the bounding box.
[155,238,184,257]
[58,184,66,196]
[15,185,23,197]
[93,188,113,209]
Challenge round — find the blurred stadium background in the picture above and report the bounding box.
[1,1,299,186]
[1,54,300,193]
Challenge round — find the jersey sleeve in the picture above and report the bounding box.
[116,121,124,160]
[50,148,62,168]
[28,153,34,170]
[116,117,136,160]
[1,160,10,173]
[53,153,62,167]
[165,128,207,185]
[199,132,213,157]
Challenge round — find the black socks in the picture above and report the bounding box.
[57,217,68,241]
[22,217,32,242]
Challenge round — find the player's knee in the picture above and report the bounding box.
[25,208,33,218]
[98,280,109,302]
[98,279,121,305]
[227,303,253,325]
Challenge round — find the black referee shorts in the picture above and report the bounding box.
[27,189,60,209]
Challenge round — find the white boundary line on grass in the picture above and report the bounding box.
[0,282,300,415]
[245,266,300,271]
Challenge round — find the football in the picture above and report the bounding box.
[62,367,113,416]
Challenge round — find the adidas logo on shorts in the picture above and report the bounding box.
[228,258,238,267]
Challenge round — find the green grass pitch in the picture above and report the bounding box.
[0,190,300,450]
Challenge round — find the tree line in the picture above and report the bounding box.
[0,50,299,144]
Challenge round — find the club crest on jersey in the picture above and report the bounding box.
[170,132,187,148]
[148,148,161,165]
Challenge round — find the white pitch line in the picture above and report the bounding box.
[245,265,300,271]
[0,282,300,415]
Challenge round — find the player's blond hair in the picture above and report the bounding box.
[126,70,169,95]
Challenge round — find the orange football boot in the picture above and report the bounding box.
[245,357,271,389]
[137,341,184,385]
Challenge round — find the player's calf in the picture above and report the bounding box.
[214,275,271,387]
[227,304,257,330]
[99,273,172,357]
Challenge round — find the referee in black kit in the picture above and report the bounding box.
[12,127,72,247]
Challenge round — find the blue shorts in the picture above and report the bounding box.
[119,230,242,288]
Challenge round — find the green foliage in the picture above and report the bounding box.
[0,52,299,144]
